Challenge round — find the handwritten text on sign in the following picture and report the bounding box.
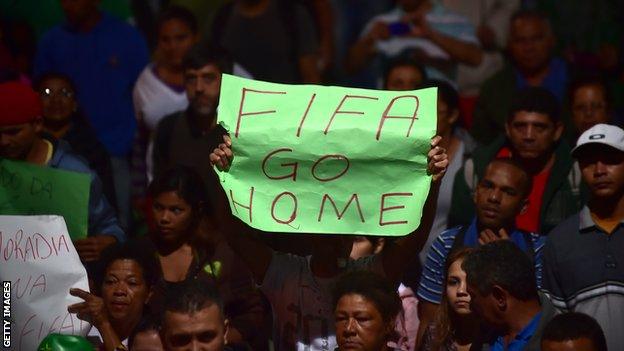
[0,160,90,240]
[217,74,437,236]
[0,216,90,350]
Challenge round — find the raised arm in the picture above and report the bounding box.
[68,288,123,351]
[209,135,273,284]
[345,21,390,74]
[408,12,483,66]
[381,136,448,283]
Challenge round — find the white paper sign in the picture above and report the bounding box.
[0,215,90,351]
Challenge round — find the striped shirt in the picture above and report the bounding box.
[542,206,624,351]
[417,219,545,304]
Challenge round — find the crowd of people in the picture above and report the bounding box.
[1,0,623,350]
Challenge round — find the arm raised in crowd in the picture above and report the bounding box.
[406,12,483,67]
[380,136,447,284]
[209,135,447,285]
[68,288,123,351]
[209,135,273,284]
[346,21,390,74]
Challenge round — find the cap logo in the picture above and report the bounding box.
[589,134,605,140]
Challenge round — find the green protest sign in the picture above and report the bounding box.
[0,159,90,239]
[216,74,437,236]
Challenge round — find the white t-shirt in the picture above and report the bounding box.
[133,64,189,180]
[260,252,383,351]
[133,64,189,133]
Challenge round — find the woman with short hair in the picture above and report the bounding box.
[333,270,402,351]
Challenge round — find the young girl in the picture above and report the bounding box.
[144,166,267,349]
[421,247,481,351]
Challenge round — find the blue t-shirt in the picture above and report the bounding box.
[515,58,568,102]
[417,218,545,304]
[491,312,542,351]
[34,12,149,156]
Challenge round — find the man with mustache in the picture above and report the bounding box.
[152,45,229,206]
[416,157,546,347]
[450,86,582,236]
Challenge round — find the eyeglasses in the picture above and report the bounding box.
[39,87,75,99]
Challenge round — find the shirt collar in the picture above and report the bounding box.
[493,311,542,349]
[515,311,543,342]
[578,205,624,232]
[579,206,595,231]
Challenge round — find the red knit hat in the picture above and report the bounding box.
[0,81,43,126]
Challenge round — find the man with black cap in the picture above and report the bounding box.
[0,81,124,263]
[542,123,624,351]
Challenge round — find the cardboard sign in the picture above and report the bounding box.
[216,74,437,236]
[0,215,90,351]
[0,159,90,239]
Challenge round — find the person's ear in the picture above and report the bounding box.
[448,109,460,126]
[159,318,168,346]
[553,121,563,142]
[504,120,512,138]
[32,116,44,133]
[519,198,529,215]
[223,318,230,344]
[491,285,507,311]
[473,184,480,206]
[374,238,386,254]
[146,286,154,303]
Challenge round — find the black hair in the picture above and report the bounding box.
[510,9,551,31]
[128,312,161,348]
[568,75,612,110]
[163,280,224,321]
[332,270,401,324]
[419,79,460,113]
[149,165,212,217]
[486,158,533,197]
[542,313,607,351]
[157,5,198,34]
[508,87,560,124]
[383,57,427,89]
[182,44,233,74]
[94,241,159,295]
[33,72,77,93]
[461,241,538,301]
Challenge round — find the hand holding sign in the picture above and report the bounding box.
[215,74,439,236]
[427,136,448,183]
[210,135,234,172]
[212,135,449,181]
